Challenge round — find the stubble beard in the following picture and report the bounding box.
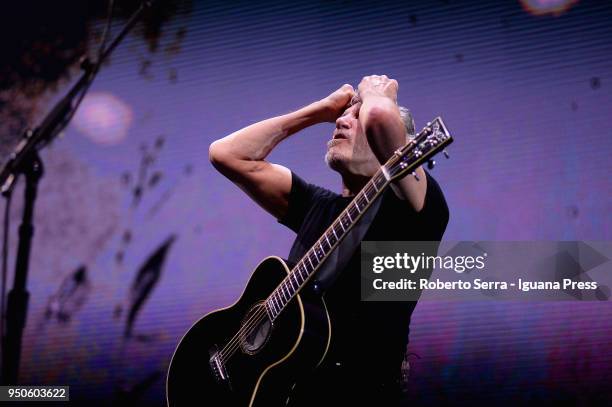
[324,145,348,173]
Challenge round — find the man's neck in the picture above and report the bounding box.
[340,172,371,197]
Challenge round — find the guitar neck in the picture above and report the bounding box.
[265,170,389,321]
[264,116,453,322]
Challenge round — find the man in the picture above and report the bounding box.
[209,75,449,405]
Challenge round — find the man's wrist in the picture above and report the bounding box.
[310,100,331,122]
[289,100,329,128]
[306,99,338,123]
[359,92,396,104]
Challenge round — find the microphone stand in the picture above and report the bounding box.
[0,0,155,385]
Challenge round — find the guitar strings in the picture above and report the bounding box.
[216,145,421,363]
[216,177,388,362]
[216,149,417,363]
[216,181,387,363]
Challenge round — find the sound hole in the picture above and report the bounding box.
[240,302,272,355]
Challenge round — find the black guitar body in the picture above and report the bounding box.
[166,256,331,406]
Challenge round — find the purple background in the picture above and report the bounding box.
[5,0,611,405]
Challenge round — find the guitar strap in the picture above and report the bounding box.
[311,193,384,293]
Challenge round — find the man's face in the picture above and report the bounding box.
[325,103,379,176]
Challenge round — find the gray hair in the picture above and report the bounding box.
[399,105,415,138]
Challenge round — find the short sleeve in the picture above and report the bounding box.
[278,171,320,233]
[418,170,450,240]
[375,170,449,241]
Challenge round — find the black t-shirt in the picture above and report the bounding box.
[279,170,449,382]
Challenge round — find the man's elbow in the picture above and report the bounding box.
[208,140,231,168]
[209,140,257,180]
[209,140,232,172]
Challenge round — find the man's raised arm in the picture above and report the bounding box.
[209,84,355,220]
[357,75,428,212]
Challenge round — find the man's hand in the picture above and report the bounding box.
[318,84,356,122]
[357,75,398,103]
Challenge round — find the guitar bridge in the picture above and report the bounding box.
[209,348,230,386]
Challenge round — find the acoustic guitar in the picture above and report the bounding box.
[166,117,453,406]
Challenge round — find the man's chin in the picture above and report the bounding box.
[324,151,347,173]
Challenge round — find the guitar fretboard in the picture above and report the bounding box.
[263,116,453,322]
[265,171,388,321]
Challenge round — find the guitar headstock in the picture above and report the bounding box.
[383,116,453,182]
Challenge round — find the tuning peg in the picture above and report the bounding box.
[427,159,436,170]
[443,150,450,159]
[412,171,420,182]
